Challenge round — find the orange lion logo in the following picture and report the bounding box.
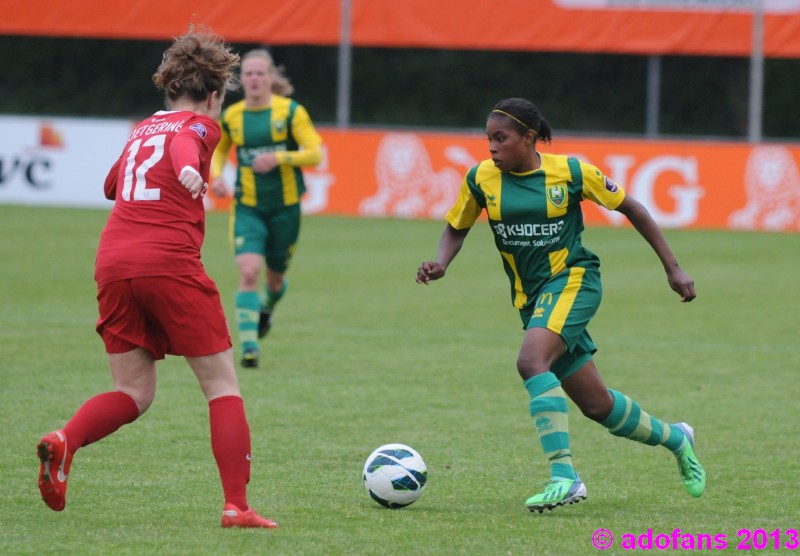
[729,146,800,231]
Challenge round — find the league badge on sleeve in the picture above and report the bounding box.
[190,123,208,138]
[604,176,619,193]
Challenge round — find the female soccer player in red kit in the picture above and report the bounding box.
[35,27,278,529]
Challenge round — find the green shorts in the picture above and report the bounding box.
[232,202,301,273]
[522,266,601,380]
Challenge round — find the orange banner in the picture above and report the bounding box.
[3,0,800,57]
[0,1,341,43]
[209,128,800,233]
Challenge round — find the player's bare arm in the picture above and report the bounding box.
[615,196,696,302]
[416,225,469,284]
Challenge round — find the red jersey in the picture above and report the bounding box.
[95,111,221,286]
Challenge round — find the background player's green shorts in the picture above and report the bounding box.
[232,202,301,273]
[522,266,602,381]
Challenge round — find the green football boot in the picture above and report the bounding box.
[525,475,587,513]
[673,422,706,497]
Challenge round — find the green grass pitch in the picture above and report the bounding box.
[1,205,798,554]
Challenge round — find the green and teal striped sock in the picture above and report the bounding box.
[601,389,685,452]
[264,279,287,310]
[524,372,577,480]
[235,290,260,352]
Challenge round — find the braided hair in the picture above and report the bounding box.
[490,98,552,144]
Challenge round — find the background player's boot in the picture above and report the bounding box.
[241,347,259,368]
[257,307,273,339]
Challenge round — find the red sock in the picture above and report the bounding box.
[62,391,140,455]
[209,395,251,510]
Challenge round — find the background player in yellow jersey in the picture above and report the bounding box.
[211,49,323,368]
[416,98,706,512]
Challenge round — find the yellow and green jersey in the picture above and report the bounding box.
[212,95,323,210]
[446,153,625,310]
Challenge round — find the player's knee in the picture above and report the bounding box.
[119,387,154,415]
[239,266,260,288]
[577,392,614,422]
[134,397,154,415]
[516,355,550,380]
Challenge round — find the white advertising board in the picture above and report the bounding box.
[0,115,132,208]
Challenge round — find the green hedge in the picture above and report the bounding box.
[2,36,798,140]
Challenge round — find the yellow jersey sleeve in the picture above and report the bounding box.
[579,159,625,210]
[274,104,323,167]
[210,129,232,179]
[445,176,482,230]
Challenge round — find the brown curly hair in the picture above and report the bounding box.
[152,25,240,107]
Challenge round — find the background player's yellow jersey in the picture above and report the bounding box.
[212,95,323,210]
[446,153,626,308]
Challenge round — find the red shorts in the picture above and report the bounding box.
[96,274,232,360]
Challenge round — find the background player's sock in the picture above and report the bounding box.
[235,291,260,351]
[264,279,287,310]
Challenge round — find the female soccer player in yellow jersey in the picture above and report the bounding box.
[211,49,323,369]
[416,98,706,512]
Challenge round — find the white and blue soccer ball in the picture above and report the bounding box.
[363,443,427,509]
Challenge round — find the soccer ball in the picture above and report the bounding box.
[363,443,427,509]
